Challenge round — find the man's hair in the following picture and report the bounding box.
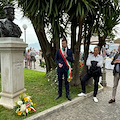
[94,46,100,51]
[62,37,67,43]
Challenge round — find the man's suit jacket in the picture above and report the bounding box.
[111,53,120,76]
[55,48,73,72]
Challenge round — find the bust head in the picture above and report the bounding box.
[4,6,15,22]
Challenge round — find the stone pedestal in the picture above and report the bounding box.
[0,37,27,109]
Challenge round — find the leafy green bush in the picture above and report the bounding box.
[46,69,58,86]
[40,61,46,68]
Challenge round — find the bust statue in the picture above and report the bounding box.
[0,6,22,37]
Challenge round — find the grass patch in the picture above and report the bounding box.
[0,69,94,120]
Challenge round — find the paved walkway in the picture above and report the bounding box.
[25,57,46,72]
[43,70,120,120]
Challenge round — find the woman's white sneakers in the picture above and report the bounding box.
[93,97,98,103]
[78,92,87,97]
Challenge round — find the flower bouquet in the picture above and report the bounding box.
[14,93,36,116]
[79,62,84,76]
[79,62,84,69]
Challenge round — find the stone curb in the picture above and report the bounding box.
[24,84,103,120]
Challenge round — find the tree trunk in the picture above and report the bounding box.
[80,15,95,86]
[80,30,93,83]
[33,26,56,72]
[71,43,80,86]
[71,18,84,86]
[98,35,106,50]
[71,18,77,53]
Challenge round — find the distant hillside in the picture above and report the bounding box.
[26,42,118,52]
[108,43,119,51]
[27,42,41,51]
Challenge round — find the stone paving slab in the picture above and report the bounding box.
[43,87,120,120]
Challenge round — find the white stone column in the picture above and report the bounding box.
[0,37,28,109]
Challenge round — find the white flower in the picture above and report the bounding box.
[16,108,19,113]
[31,102,33,105]
[27,96,31,100]
[17,101,23,106]
[20,104,26,112]
[55,79,57,82]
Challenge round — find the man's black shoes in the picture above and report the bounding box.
[66,95,72,101]
[55,95,62,100]
[55,95,71,101]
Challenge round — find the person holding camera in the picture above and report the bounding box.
[109,45,120,103]
[78,46,103,103]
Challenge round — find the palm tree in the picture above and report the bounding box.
[64,0,97,86]
[15,0,97,84]
[95,0,120,49]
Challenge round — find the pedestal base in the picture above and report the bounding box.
[0,89,26,109]
[0,37,27,109]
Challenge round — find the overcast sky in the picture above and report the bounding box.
[13,7,39,44]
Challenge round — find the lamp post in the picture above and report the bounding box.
[23,24,27,68]
[100,60,107,87]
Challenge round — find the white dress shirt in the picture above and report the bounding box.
[62,47,68,58]
[86,53,103,68]
[64,47,67,53]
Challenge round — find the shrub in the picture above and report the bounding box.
[46,69,58,86]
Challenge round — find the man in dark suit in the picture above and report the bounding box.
[55,37,73,101]
[109,45,120,103]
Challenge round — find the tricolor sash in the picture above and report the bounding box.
[59,48,72,82]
